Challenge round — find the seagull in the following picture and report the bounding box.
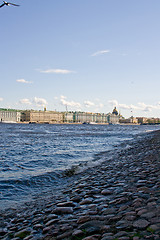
[0,1,20,8]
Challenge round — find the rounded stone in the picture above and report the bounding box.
[133,219,149,229]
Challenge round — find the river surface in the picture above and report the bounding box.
[0,123,159,209]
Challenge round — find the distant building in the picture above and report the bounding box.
[0,107,121,124]
[0,109,21,123]
[21,110,64,123]
[73,112,109,124]
[139,117,160,124]
[119,116,138,124]
[64,112,74,123]
[112,107,118,116]
[136,117,148,124]
[107,107,120,124]
[108,113,119,124]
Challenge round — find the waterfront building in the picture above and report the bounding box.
[74,112,94,123]
[73,112,109,124]
[136,117,148,124]
[21,110,64,123]
[119,116,138,124]
[107,107,120,124]
[0,107,120,124]
[136,117,160,124]
[108,113,119,124]
[0,109,21,123]
[64,112,74,123]
[21,109,119,124]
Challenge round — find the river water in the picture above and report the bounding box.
[0,123,159,209]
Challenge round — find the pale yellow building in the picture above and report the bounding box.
[119,116,138,124]
[21,110,64,123]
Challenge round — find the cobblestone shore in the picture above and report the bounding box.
[0,130,160,240]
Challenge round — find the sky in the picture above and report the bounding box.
[1,0,160,118]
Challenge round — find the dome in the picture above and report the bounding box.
[112,107,118,115]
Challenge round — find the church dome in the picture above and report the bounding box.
[112,107,118,115]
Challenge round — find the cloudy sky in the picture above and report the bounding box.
[1,0,160,117]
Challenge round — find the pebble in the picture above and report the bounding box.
[53,207,73,214]
[133,219,150,229]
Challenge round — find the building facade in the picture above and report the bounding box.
[64,112,74,123]
[0,109,21,123]
[73,112,110,124]
[21,109,120,124]
[119,116,138,124]
[21,110,64,123]
[108,113,119,124]
[0,107,120,124]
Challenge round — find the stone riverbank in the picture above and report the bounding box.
[0,130,160,240]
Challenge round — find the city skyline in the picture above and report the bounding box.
[1,0,160,118]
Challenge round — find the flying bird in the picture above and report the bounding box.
[0,1,20,8]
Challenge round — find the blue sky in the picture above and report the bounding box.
[1,0,160,117]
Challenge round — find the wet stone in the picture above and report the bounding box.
[56,231,72,239]
[43,226,54,234]
[46,218,59,226]
[72,229,84,237]
[57,201,75,207]
[141,211,156,219]
[33,223,43,230]
[133,219,149,229]
[53,207,73,214]
[44,213,58,222]
[101,190,113,195]
[14,229,31,239]
[125,214,136,221]
[0,228,7,236]
[82,235,101,240]
[149,223,160,232]
[102,207,117,215]
[101,233,115,240]
[80,198,93,205]
[70,196,82,202]
[114,231,129,238]
[137,208,148,216]
[77,216,91,224]
[116,220,132,230]
[79,220,102,235]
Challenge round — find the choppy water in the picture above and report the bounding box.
[0,123,159,209]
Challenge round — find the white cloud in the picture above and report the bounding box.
[84,100,95,108]
[0,98,3,102]
[109,100,140,111]
[118,103,139,110]
[19,98,32,105]
[83,100,104,112]
[40,69,75,74]
[33,97,48,107]
[60,96,81,109]
[108,99,118,107]
[16,79,32,84]
[109,99,160,113]
[91,49,110,57]
[61,95,67,100]
[138,102,160,112]
[98,103,104,108]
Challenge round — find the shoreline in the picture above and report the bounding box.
[0,130,160,240]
